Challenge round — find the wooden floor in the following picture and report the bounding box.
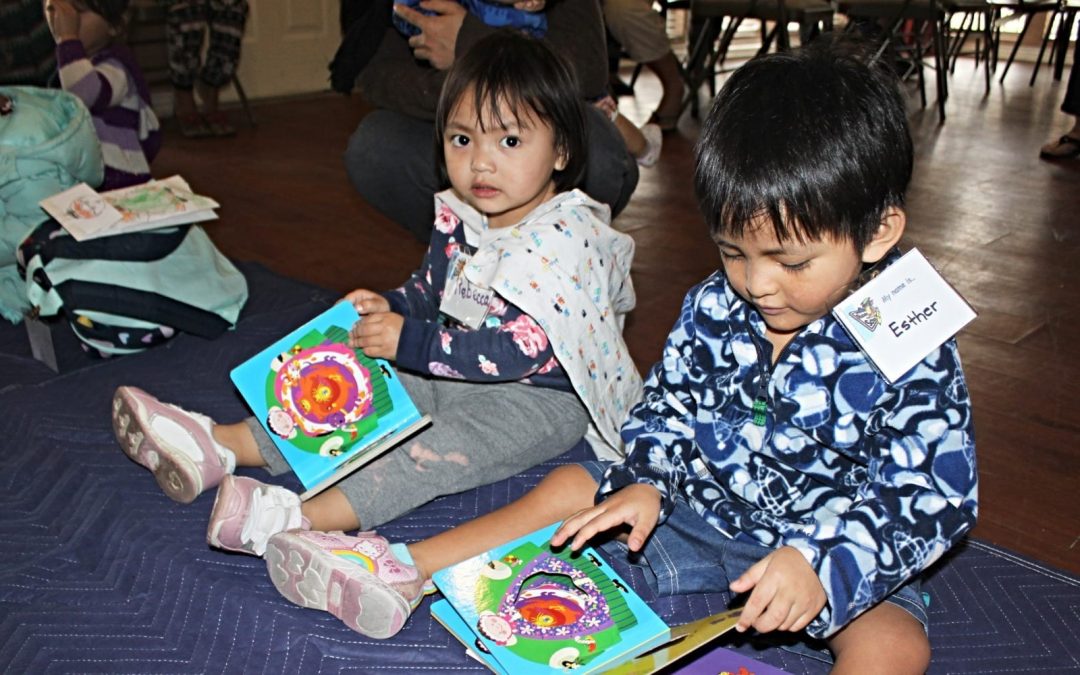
[155,56,1080,576]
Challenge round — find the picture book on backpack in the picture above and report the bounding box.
[40,175,219,241]
[230,301,430,500]
[430,522,671,674]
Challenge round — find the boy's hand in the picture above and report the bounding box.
[730,546,826,634]
[514,0,545,11]
[551,483,661,553]
[348,312,404,359]
[342,288,390,315]
[44,0,80,42]
[394,0,466,70]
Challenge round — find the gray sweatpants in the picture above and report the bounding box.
[247,371,590,528]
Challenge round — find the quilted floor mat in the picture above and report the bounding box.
[1,265,1077,673]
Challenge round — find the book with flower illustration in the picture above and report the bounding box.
[230,301,430,500]
[430,522,671,674]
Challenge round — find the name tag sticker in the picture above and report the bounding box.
[440,249,492,330]
[833,248,976,383]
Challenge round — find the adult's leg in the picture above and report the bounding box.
[583,104,639,217]
[345,108,639,241]
[602,0,685,126]
[165,0,209,133]
[199,0,249,120]
[344,109,443,241]
[1040,39,1080,157]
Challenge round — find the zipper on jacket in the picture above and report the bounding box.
[746,314,796,427]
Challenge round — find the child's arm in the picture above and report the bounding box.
[380,246,444,323]
[551,483,662,553]
[392,311,561,381]
[48,6,132,116]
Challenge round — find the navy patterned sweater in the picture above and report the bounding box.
[601,265,978,637]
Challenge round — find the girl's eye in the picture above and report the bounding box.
[500,136,521,148]
[449,134,469,147]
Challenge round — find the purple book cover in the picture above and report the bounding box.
[671,645,790,675]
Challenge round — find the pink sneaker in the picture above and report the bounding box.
[207,475,308,556]
[265,530,428,638]
[112,386,232,504]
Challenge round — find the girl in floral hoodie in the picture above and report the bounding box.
[109,32,642,588]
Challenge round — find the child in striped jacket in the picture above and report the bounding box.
[44,0,160,190]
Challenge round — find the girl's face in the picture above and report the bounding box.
[443,87,567,229]
[44,0,115,54]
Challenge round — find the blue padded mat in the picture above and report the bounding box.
[1,265,1078,673]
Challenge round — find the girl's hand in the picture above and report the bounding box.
[348,311,404,359]
[729,546,827,634]
[550,483,661,553]
[44,0,80,42]
[342,288,390,315]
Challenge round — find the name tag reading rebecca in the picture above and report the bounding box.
[440,249,492,330]
[833,248,976,383]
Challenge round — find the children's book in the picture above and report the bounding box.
[605,608,790,675]
[40,175,219,241]
[230,301,431,500]
[431,522,672,674]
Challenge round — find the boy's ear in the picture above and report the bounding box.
[861,206,906,264]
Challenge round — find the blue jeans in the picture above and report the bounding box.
[344,107,639,241]
[578,460,929,664]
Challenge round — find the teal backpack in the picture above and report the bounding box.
[17,220,248,357]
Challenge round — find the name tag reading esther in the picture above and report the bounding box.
[440,249,492,329]
[833,248,976,383]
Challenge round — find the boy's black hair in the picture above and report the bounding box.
[80,0,131,28]
[435,30,588,194]
[694,36,913,252]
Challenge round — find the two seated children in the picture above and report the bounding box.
[116,33,978,671]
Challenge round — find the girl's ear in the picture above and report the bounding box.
[554,148,568,172]
[861,206,906,264]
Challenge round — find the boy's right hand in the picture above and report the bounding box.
[551,483,661,553]
[342,288,390,315]
[43,0,80,42]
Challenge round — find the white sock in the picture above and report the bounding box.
[243,484,303,556]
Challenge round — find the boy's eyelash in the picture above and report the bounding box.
[782,260,809,271]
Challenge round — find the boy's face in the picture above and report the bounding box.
[716,217,878,346]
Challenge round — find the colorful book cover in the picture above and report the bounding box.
[432,522,671,674]
[230,301,430,500]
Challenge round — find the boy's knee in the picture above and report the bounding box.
[829,603,929,674]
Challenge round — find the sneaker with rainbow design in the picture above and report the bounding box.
[264,530,432,638]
